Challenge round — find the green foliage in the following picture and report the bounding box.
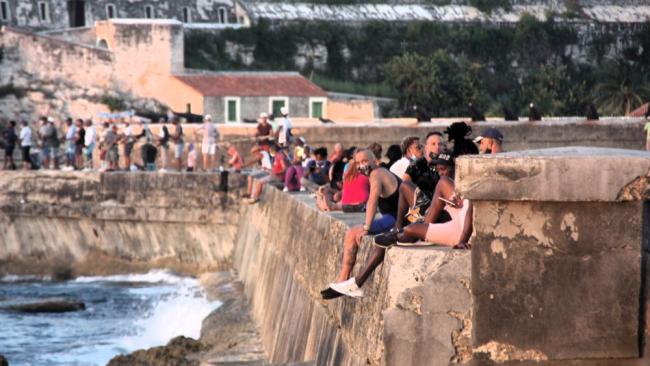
[592,60,650,115]
[469,0,511,13]
[100,95,127,112]
[184,17,648,117]
[311,74,396,98]
[382,51,487,117]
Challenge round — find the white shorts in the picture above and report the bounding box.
[202,143,217,155]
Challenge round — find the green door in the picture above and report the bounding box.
[227,99,237,122]
[272,100,286,117]
[311,101,323,118]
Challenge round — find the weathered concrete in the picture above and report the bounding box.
[0,171,244,277]
[232,185,471,366]
[458,147,650,364]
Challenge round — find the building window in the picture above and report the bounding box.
[218,7,227,24]
[38,1,49,22]
[106,4,116,19]
[309,97,327,119]
[182,7,191,23]
[224,97,240,123]
[144,5,154,19]
[0,1,9,22]
[269,97,288,118]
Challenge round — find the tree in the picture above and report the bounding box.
[592,60,650,115]
[382,51,487,117]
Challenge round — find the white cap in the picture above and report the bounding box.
[259,112,268,119]
[204,114,212,121]
[280,107,289,115]
[47,116,54,123]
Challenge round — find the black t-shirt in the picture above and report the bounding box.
[76,128,85,146]
[3,128,17,147]
[405,158,440,198]
[142,143,158,163]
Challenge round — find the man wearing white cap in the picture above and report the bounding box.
[474,127,504,154]
[255,112,273,148]
[195,114,219,171]
[277,106,292,148]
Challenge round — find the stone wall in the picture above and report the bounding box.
[0,171,244,277]
[457,147,650,364]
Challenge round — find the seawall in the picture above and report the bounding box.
[0,171,243,277]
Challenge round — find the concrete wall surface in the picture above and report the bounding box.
[457,147,650,364]
[232,185,472,366]
[0,171,243,276]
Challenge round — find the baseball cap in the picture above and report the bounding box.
[204,114,213,121]
[473,127,504,143]
[280,107,289,115]
[259,112,268,119]
[432,152,454,166]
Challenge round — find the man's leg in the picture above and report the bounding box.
[397,223,429,243]
[336,225,365,282]
[395,181,417,229]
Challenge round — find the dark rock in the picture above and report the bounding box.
[107,336,204,366]
[51,266,74,282]
[1,298,85,313]
[0,354,7,366]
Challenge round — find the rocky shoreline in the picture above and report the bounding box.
[107,271,268,366]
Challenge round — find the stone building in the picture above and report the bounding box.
[0,0,239,30]
[0,17,328,120]
[174,72,328,122]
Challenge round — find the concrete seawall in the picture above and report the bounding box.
[0,145,648,365]
[0,171,244,276]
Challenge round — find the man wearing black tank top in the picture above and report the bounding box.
[321,149,401,299]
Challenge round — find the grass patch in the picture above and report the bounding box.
[310,74,397,98]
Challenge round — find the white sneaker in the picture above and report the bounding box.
[282,187,289,192]
[300,187,306,192]
[329,277,363,298]
[158,168,168,173]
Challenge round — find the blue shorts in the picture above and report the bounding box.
[369,214,396,235]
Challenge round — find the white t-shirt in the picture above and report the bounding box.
[202,122,219,145]
[65,124,77,141]
[278,116,292,145]
[19,126,32,147]
[389,157,410,178]
[85,126,96,146]
[124,125,134,143]
[260,150,272,170]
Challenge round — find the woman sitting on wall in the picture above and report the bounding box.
[373,153,473,250]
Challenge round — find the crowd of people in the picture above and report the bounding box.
[1,109,507,301]
[0,114,242,173]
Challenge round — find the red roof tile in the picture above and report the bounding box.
[174,72,328,97]
[629,102,648,117]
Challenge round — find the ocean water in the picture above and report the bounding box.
[0,270,221,366]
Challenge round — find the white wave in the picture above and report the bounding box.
[116,279,221,352]
[0,274,52,283]
[74,269,192,285]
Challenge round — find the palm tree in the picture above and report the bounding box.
[593,61,650,116]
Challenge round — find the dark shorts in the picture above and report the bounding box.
[21,146,30,162]
[124,142,134,156]
[4,145,15,157]
[369,214,396,235]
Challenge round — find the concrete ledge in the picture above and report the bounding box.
[456,147,650,202]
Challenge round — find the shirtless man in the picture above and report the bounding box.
[321,149,401,299]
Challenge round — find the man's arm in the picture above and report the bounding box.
[364,173,381,231]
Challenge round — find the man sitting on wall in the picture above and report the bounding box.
[301,147,331,192]
[474,127,504,154]
[321,149,401,299]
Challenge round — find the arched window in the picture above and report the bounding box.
[106,4,116,19]
[0,1,10,22]
[182,7,190,23]
[97,39,109,49]
[144,5,154,19]
[218,7,227,24]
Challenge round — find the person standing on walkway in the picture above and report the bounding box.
[19,121,32,170]
[171,118,185,171]
[195,114,219,172]
[83,119,96,171]
[3,120,18,170]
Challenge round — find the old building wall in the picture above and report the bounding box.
[94,19,184,98]
[0,26,115,89]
